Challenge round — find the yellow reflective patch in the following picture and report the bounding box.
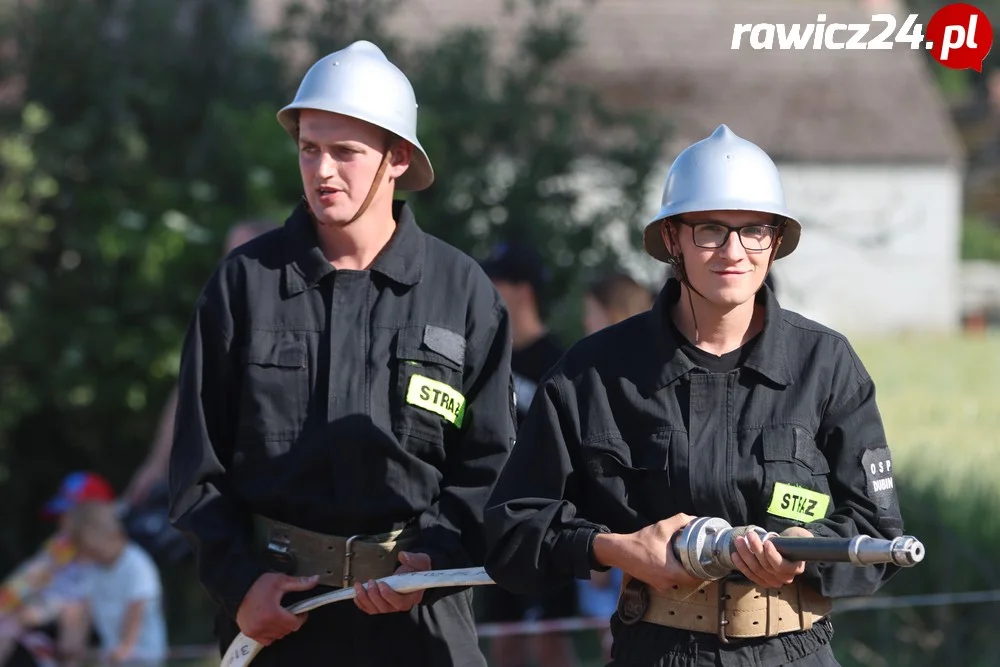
[767,482,830,523]
[405,374,466,428]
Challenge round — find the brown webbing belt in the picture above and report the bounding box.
[252,515,420,589]
[617,573,831,643]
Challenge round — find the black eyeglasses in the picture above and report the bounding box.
[675,219,780,252]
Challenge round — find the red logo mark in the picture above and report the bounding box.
[926,3,993,72]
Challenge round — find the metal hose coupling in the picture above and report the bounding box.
[672,517,926,580]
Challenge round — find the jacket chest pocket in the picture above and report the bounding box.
[238,330,309,444]
[759,426,832,529]
[580,433,678,528]
[391,324,466,444]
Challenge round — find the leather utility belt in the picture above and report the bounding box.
[616,573,832,644]
[252,515,420,589]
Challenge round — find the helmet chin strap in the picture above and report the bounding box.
[346,144,394,224]
[660,220,705,342]
[660,219,784,345]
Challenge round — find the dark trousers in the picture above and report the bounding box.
[608,644,839,667]
[607,617,840,667]
[216,588,486,667]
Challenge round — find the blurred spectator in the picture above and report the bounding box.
[479,241,579,667]
[64,502,166,667]
[578,272,653,661]
[121,220,274,566]
[481,241,562,420]
[0,472,113,667]
[582,271,655,336]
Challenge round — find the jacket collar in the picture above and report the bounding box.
[282,199,425,296]
[638,278,794,393]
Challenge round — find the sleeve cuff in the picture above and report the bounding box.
[565,526,610,579]
[588,525,612,573]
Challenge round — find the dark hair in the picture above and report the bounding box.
[480,241,552,315]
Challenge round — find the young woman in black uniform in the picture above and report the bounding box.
[483,125,907,666]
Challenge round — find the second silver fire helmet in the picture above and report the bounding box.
[643,124,801,261]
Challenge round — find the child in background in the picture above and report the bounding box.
[0,472,114,667]
[65,502,166,666]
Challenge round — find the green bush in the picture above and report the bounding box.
[962,216,1000,261]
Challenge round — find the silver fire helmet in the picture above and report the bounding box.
[643,124,801,261]
[277,40,434,192]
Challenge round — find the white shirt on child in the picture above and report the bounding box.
[84,542,167,663]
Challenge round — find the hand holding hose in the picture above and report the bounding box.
[730,526,811,588]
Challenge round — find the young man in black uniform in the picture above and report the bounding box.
[478,241,580,667]
[483,125,908,666]
[168,41,516,667]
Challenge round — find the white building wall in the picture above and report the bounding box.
[592,161,963,337]
[771,164,963,336]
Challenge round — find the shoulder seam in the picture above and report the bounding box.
[781,313,870,383]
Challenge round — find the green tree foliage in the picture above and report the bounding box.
[0,102,58,482]
[0,0,304,567]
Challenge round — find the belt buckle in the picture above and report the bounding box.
[265,534,297,575]
[616,577,649,625]
[343,534,361,588]
[717,577,731,644]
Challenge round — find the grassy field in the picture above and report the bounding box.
[851,332,1000,502]
[820,332,1000,667]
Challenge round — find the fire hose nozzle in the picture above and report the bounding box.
[672,517,926,580]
